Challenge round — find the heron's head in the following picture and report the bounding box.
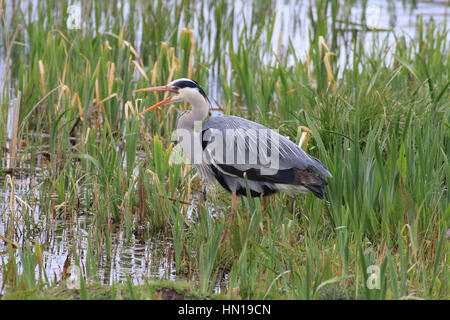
[135,78,209,115]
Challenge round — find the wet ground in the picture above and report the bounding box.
[0,0,448,295]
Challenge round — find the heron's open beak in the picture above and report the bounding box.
[134,86,179,115]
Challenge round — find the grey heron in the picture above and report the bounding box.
[135,78,332,238]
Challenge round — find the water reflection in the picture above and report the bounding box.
[0,0,448,295]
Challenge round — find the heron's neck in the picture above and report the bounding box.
[188,93,209,122]
[178,95,209,130]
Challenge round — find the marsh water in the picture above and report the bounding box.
[0,0,448,294]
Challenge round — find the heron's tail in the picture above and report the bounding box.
[303,176,328,199]
[292,168,328,199]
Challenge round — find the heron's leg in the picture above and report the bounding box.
[231,189,237,219]
[197,190,206,223]
[258,197,266,238]
[261,197,266,213]
[221,189,237,244]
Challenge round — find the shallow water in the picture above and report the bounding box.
[0,0,448,295]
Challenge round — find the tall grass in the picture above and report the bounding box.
[0,0,448,299]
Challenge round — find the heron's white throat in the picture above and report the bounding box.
[175,87,210,125]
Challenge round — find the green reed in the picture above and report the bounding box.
[0,0,448,300]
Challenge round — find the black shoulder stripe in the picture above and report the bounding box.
[209,164,277,197]
[217,164,296,185]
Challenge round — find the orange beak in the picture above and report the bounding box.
[134,86,179,115]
